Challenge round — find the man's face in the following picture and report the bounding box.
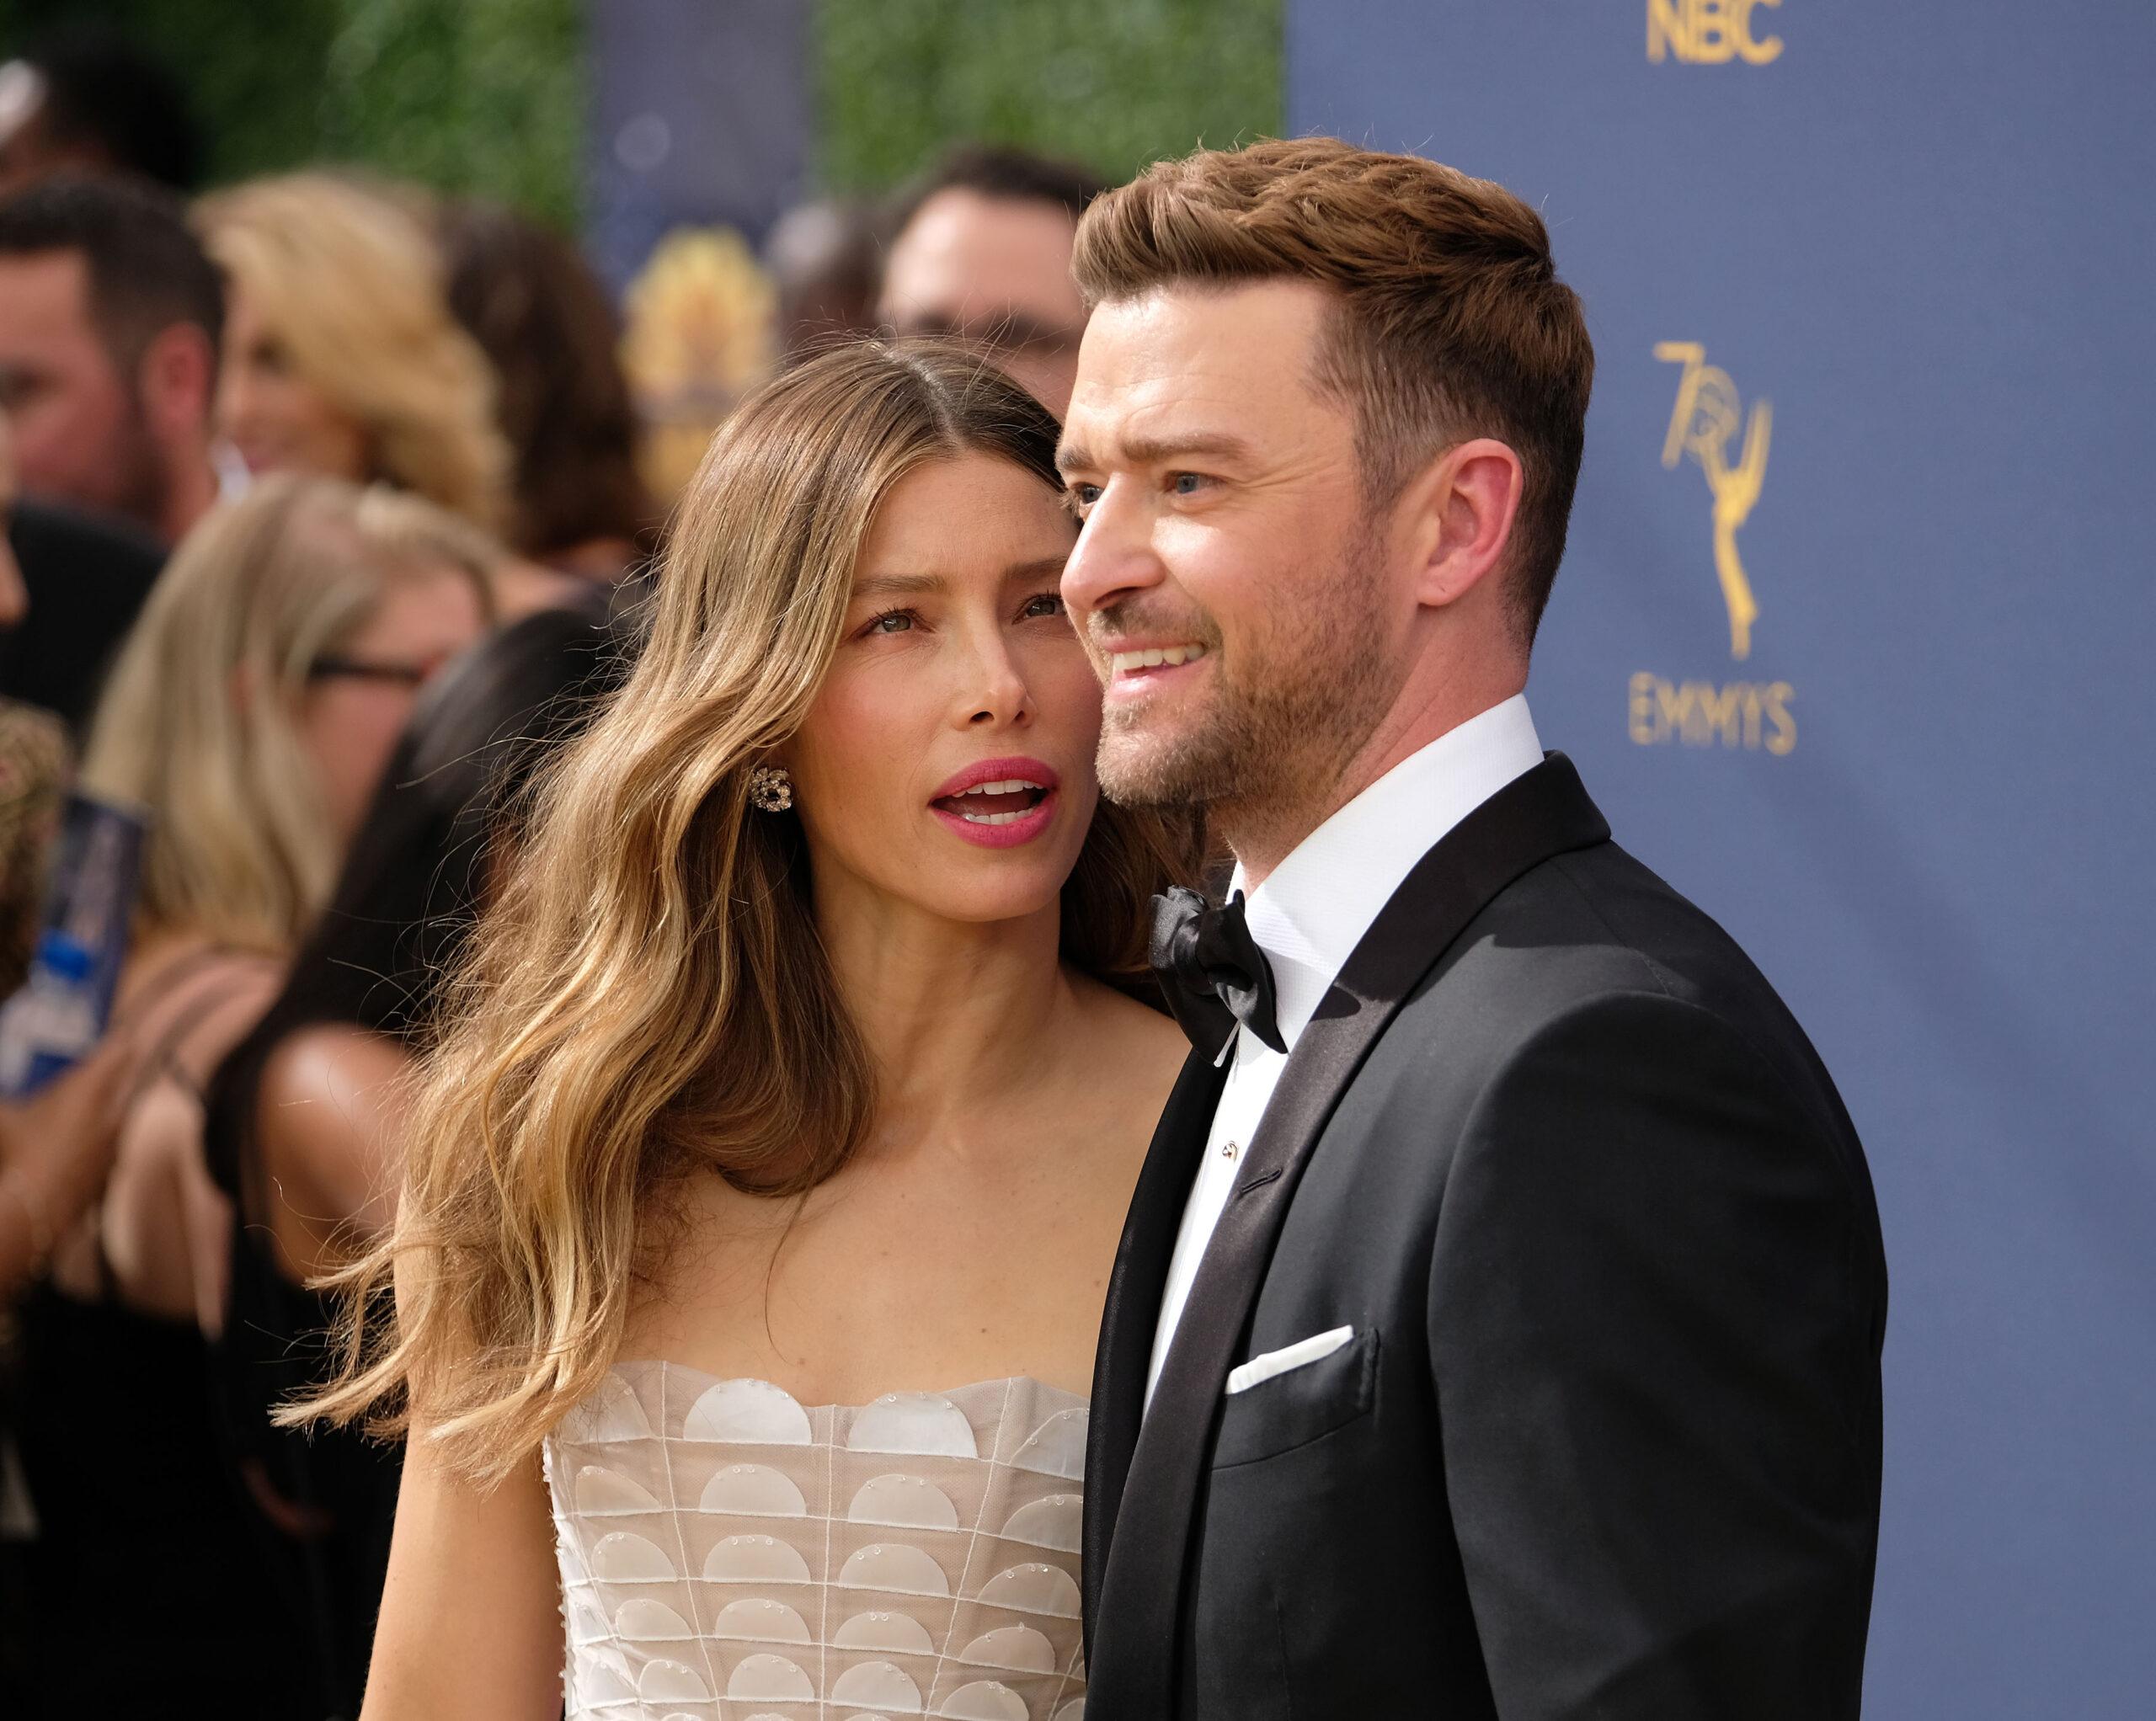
[1057,281,1416,826]
[878,189,1087,417]
[0,249,159,523]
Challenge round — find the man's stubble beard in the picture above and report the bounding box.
[88,388,169,533]
[1094,522,1400,840]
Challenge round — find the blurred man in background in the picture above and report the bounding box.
[0,174,223,547]
[0,27,202,197]
[766,196,884,360]
[878,142,1105,416]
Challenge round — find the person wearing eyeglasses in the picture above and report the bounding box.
[6,474,492,1715]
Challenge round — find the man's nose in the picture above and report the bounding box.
[1060,482,1165,623]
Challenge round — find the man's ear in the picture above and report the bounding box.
[1396,437,1524,611]
[135,322,216,446]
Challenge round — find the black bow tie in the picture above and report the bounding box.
[1149,886,1286,1058]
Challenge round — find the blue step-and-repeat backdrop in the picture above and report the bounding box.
[1287,3,2153,1714]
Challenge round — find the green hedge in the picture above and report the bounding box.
[1,2,1285,225]
[815,0,1284,192]
[0,0,584,227]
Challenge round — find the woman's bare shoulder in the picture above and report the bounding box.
[1073,974,1190,1071]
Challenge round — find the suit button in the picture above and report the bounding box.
[1221,1139,1240,1159]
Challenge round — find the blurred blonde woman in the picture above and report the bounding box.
[12,475,493,1713]
[200,173,510,530]
[67,475,494,1326]
[302,343,1203,1720]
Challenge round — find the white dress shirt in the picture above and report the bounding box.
[1143,694,1545,1411]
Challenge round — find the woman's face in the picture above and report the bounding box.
[787,451,1099,931]
[293,567,488,847]
[216,282,371,483]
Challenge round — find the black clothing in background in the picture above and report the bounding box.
[200,589,637,1718]
[1082,755,1888,1720]
[10,1286,312,1717]
[1,498,163,738]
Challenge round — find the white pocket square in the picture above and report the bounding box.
[1225,1325,1354,1395]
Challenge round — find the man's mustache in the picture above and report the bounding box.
[1083,599,1223,658]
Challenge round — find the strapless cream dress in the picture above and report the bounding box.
[543,1361,1090,1719]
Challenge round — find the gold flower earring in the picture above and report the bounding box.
[748,765,794,813]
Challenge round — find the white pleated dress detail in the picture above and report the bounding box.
[544,1361,1089,1720]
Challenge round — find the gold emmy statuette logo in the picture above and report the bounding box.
[1655,340,1770,661]
[621,227,776,506]
[1647,0,1783,64]
[1630,341,1795,756]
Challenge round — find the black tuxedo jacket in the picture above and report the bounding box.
[1082,755,1886,1718]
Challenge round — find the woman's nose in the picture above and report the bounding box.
[216,368,255,434]
[960,637,1033,728]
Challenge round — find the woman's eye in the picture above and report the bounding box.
[1020,592,1065,621]
[867,610,915,635]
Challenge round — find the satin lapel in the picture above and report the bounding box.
[1081,1042,1230,1647]
[1083,754,1611,1716]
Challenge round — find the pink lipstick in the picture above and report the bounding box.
[928,754,1061,850]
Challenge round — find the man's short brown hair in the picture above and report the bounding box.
[1073,137,1593,644]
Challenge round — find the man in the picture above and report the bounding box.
[878,142,1105,416]
[0,28,202,197]
[0,173,223,546]
[1059,139,1886,1718]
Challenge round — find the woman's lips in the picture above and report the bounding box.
[928,755,1059,848]
[929,784,1059,849]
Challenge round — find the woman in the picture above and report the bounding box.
[10,477,491,1713]
[196,588,634,1717]
[199,177,504,520]
[200,173,587,623]
[440,200,659,581]
[305,343,1203,1719]
[72,475,494,1324]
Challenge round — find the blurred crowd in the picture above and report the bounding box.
[0,25,1107,1718]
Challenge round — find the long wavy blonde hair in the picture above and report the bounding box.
[198,173,511,530]
[298,342,1203,1480]
[82,476,499,952]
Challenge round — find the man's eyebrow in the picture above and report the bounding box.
[1054,430,1257,476]
[850,572,946,601]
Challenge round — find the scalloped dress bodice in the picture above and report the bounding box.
[543,1361,1089,1721]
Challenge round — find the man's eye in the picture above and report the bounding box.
[1067,484,1102,514]
[1020,593,1065,621]
[1171,472,1209,497]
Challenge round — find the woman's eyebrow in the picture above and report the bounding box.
[1001,556,1070,586]
[850,572,946,601]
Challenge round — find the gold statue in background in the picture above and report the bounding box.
[622,229,777,508]
[1656,340,1772,661]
